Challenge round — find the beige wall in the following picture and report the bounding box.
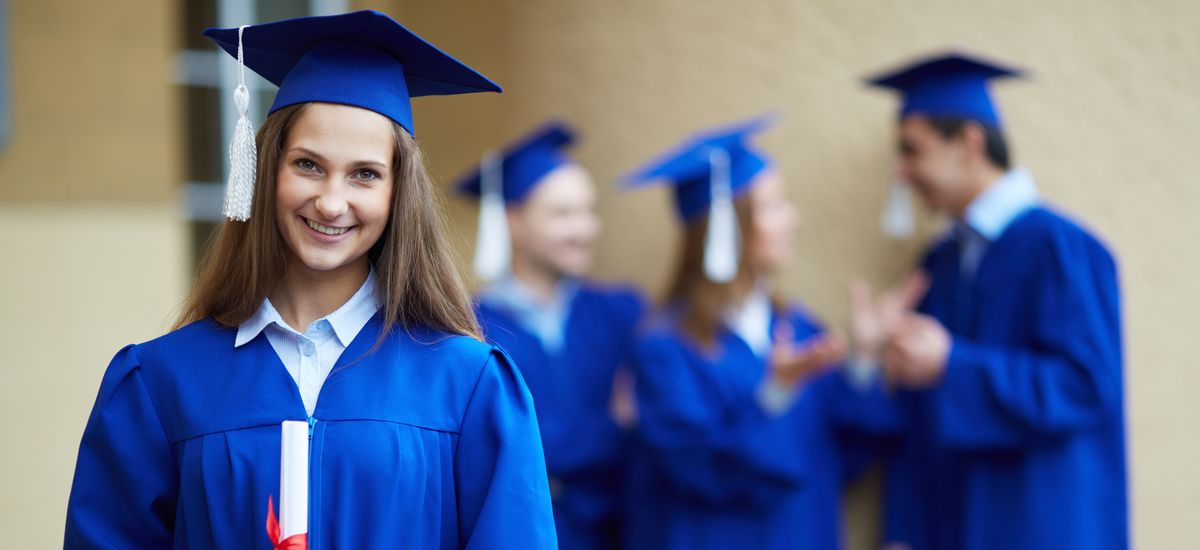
[0,205,189,549]
[3,0,1197,547]
[0,0,180,202]
[0,1,187,546]
[399,1,1200,548]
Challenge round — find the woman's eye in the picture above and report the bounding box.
[354,169,380,181]
[294,159,318,172]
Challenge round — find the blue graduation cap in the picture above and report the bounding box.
[624,114,775,221]
[456,121,580,282]
[455,121,578,204]
[624,114,777,282]
[204,10,501,135]
[867,52,1024,129]
[204,10,501,221]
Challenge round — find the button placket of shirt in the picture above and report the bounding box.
[300,321,330,397]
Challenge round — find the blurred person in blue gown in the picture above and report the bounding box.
[621,115,892,550]
[849,51,1128,550]
[455,121,644,550]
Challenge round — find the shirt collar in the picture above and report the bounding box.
[725,282,774,360]
[961,167,1040,241]
[478,274,579,352]
[234,297,285,347]
[480,273,579,316]
[234,269,382,348]
[325,269,382,347]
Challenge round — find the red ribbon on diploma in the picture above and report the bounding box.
[266,496,309,550]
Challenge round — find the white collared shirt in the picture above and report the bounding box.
[726,285,774,361]
[478,274,579,355]
[957,167,1040,278]
[235,270,382,416]
[725,284,798,416]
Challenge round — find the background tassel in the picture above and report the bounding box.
[704,148,740,283]
[223,25,257,222]
[472,150,511,281]
[880,179,915,239]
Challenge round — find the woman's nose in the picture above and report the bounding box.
[314,184,349,220]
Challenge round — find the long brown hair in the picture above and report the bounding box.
[176,102,482,341]
[664,195,779,345]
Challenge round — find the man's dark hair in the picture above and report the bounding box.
[926,116,1011,171]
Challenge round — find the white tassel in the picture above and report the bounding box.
[703,148,740,283]
[223,25,257,222]
[880,179,915,239]
[472,150,511,281]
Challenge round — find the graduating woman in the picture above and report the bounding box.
[64,11,556,549]
[454,122,645,549]
[622,116,883,550]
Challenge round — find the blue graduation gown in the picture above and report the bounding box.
[882,206,1127,550]
[475,283,644,550]
[627,304,871,550]
[65,313,558,549]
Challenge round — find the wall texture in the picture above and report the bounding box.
[0,205,188,548]
[0,1,186,546]
[0,0,180,202]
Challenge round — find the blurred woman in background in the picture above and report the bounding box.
[622,116,881,550]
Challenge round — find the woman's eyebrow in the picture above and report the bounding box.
[349,160,389,170]
[288,146,387,170]
[287,146,328,162]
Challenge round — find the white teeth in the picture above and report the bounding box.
[305,218,350,236]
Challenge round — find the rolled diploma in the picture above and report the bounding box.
[280,420,309,540]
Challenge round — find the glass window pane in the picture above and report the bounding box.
[180,0,218,51]
[257,0,309,24]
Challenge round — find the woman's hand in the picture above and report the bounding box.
[767,321,848,388]
[849,272,930,361]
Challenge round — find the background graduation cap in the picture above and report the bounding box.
[866,51,1025,129]
[455,122,577,203]
[204,10,502,221]
[455,121,579,282]
[624,114,776,283]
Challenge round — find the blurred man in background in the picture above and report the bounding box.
[456,121,644,550]
[850,52,1128,550]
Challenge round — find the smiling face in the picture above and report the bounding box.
[274,103,396,277]
[896,115,978,215]
[747,168,798,274]
[507,163,601,279]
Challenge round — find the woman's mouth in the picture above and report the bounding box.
[302,217,356,241]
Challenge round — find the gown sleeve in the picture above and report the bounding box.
[815,369,910,484]
[929,226,1123,449]
[633,334,804,508]
[64,344,179,549]
[789,300,908,441]
[824,369,908,437]
[455,347,557,549]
